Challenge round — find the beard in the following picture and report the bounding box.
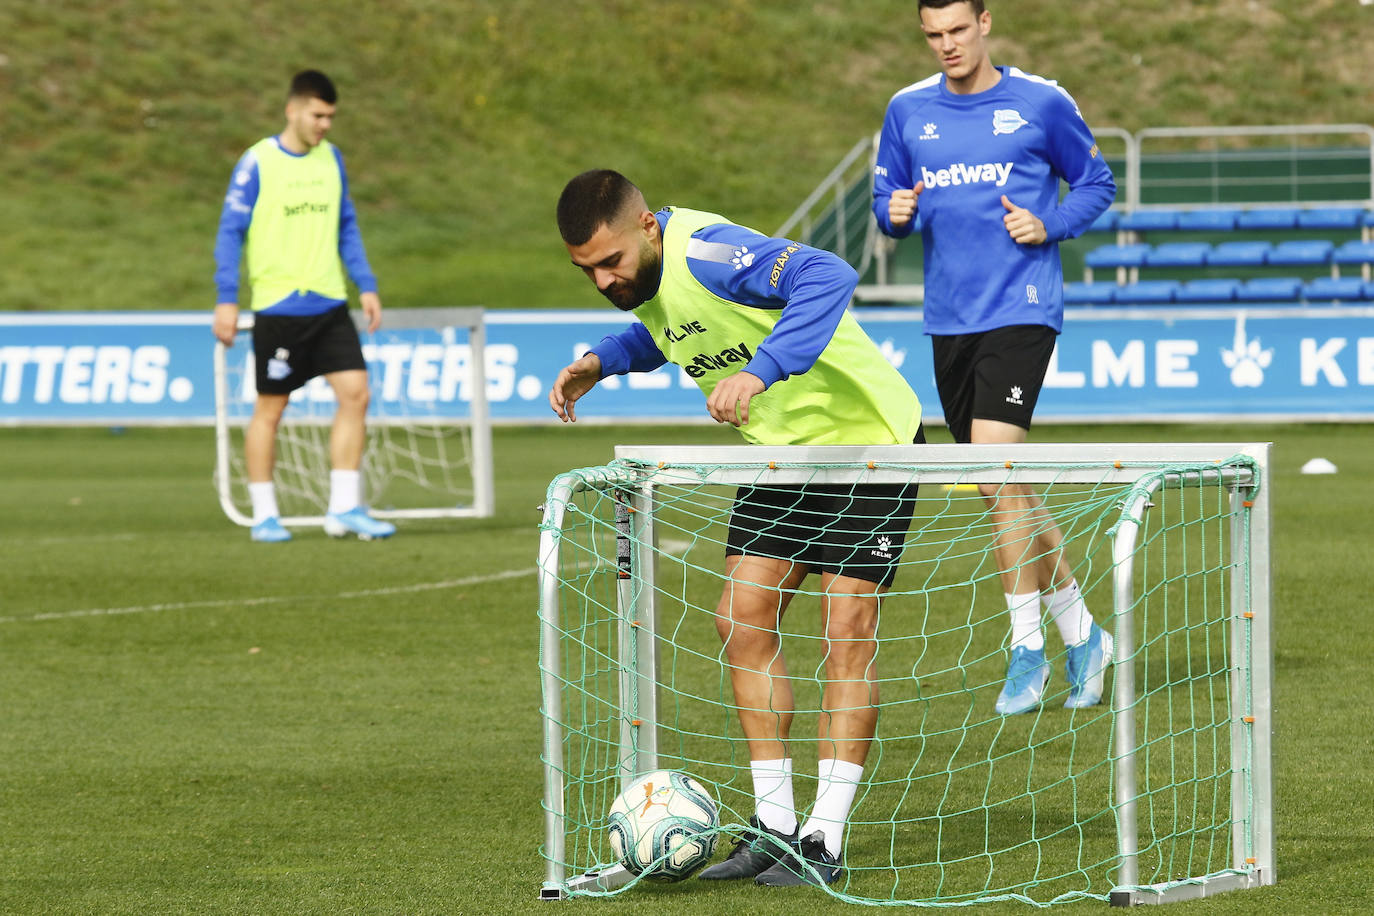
[601,241,662,311]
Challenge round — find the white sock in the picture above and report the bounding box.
[1045,581,1095,646]
[328,469,361,515]
[249,482,279,524]
[1007,591,1044,651]
[799,757,863,857]
[750,758,797,835]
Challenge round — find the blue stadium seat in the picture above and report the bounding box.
[1088,210,1120,233]
[1114,280,1180,304]
[1236,277,1303,301]
[1332,239,1374,266]
[1365,210,1374,228]
[1084,243,1150,269]
[1236,207,1300,230]
[1207,241,1272,267]
[1145,242,1210,268]
[1119,210,1180,233]
[1297,207,1365,230]
[1175,208,1241,231]
[1267,239,1335,266]
[1175,279,1241,303]
[1063,281,1119,305]
[1302,277,1367,302]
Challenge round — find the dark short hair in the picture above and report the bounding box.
[919,0,986,15]
[556,170,643,246]
[288,69,337,104]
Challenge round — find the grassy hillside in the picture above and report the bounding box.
[1,0,1371,312]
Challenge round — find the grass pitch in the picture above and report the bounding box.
[0,422,1370,914]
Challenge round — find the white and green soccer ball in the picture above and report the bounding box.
[606,770,719,882]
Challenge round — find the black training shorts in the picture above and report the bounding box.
[252,304,366,395]
[724,427,925,588]
[931,324,1057,444]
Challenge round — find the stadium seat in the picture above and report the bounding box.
[1302,277,1367,302]
[1267,239,1335,266]
[1114,280,1180,304]
[1084,243,1150,269]
[1119,210,1180,233]
[1175,208,1241,231]
[1175,278,1241,303]
[1236,207,1300,230]
[1236,277,1303,301]
[1332,239,1374,266]
[1206,241,1272,267]
[1145,242,1210,268]
[1063,281,1119,305]
[1088,210,1119,233]
[1297,207,1365,230]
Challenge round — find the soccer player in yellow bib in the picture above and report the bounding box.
[212,70,394,542]
[550,170,923,887]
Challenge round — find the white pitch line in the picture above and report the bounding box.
[0,567,536,625]
[6,532,143,547]
[1,537,700,626]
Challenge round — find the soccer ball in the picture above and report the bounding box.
[606,770,719,882]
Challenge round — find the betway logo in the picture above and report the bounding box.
[921,161,1014,188]
[684,342,753,379]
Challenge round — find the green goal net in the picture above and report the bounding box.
[537,443,1274,906]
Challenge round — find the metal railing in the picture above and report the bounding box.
[780,124,1373,301]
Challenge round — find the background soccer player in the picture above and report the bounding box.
[872,0,1117,714]
[212,70,395,543]
[550,169,923,887]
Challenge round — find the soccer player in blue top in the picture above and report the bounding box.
[212,70,394,543]
[872,0,1117,715]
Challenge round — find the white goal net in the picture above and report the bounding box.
[213,306,494,527]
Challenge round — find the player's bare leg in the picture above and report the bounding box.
[246,393,289,484]
[325,368,370,471]
[700,556,808,880]
[714,555,806,760]
[971,418,1107,712]
[970,418,1069,594]
[755,572,880,886]
[815,577,884,767]
[245,393,292,540]
[321,368,394,539]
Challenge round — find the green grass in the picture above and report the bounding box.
[1,1,1372,312]
[1,422,1371,914]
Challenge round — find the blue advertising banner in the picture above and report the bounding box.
[3,307,1374,424]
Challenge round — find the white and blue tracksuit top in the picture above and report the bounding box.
[873,66,1116,335]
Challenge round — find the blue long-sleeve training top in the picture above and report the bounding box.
[213,136,378,315]
[873,66,1116,335]
[589,209,859,388]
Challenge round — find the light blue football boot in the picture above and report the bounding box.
[1064,624,1114,709]
[324,507,396,541]
[995,645,1050,715]
[250,516,292,543]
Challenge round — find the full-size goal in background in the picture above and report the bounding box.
[214,307,494,527]
[537,443,1274,906]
